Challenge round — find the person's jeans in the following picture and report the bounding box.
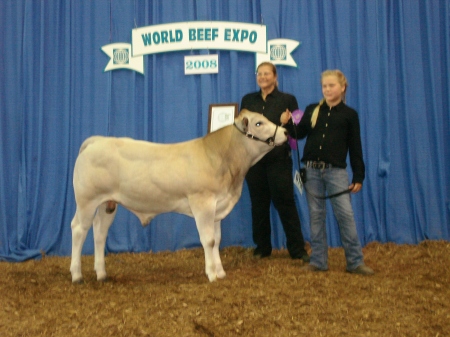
[305,166,364,270]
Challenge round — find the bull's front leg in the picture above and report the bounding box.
[213,220,226,279]
[190,196,220,282]
[197,219,217,282]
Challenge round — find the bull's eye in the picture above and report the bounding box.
[256,122,262,127]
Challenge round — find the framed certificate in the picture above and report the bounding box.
[208,103,239,133]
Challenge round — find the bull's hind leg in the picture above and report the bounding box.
[70,203,97,283]
[92,201,117,281]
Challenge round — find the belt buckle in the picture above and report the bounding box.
[312,161,326,169]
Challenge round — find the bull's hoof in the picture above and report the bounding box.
[72,277,84,284]
[217,270,226,279]
[207,274,218,282]
[97,275,108,282]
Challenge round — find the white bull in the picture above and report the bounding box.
[70,109,287,282]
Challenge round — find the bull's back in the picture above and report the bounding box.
[73,136,214,206]
[76,136,196,164]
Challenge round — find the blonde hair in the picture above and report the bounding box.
[311,70,348,128]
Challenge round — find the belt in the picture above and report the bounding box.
[306,161,332,169]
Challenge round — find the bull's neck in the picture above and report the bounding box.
[204,126,257,174]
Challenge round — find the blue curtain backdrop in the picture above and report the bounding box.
[1,0,449,261]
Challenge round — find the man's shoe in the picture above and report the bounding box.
[253,253,270,259]
[347,264,374,275]
[291,251,310,263]
[294,254,310,263]
[300,264,328,272]
[253,250,271,259]
[301,254,310,263]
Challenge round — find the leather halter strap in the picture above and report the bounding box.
[233,123,279,147]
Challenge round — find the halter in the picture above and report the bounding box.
[233,123,279,147]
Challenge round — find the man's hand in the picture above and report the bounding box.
[349,183,362,193]
[280,109,291,126]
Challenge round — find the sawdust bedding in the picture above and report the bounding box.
[1,240,449,336]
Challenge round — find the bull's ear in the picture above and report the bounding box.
[242,117,248,133]
[236,110,249,133]
[235,114,248,133]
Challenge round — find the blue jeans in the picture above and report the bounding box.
[305,167,364,270]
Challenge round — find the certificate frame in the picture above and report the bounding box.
[208,103,239,133]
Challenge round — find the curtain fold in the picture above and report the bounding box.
[1,0,449,262]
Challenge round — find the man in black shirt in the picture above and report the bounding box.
[241,62,309,262]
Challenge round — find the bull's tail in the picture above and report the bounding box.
[78,136,105,155]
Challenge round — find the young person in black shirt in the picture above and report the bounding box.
[240,62,309,262]
[281,69,374,275]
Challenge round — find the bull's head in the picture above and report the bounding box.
[234,109,287,146]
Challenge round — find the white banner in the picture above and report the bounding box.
[101,43,144,74]
[184,54,219,75]
[132,21,267,56]
[101,21,301,74]
[256,39,300,68]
